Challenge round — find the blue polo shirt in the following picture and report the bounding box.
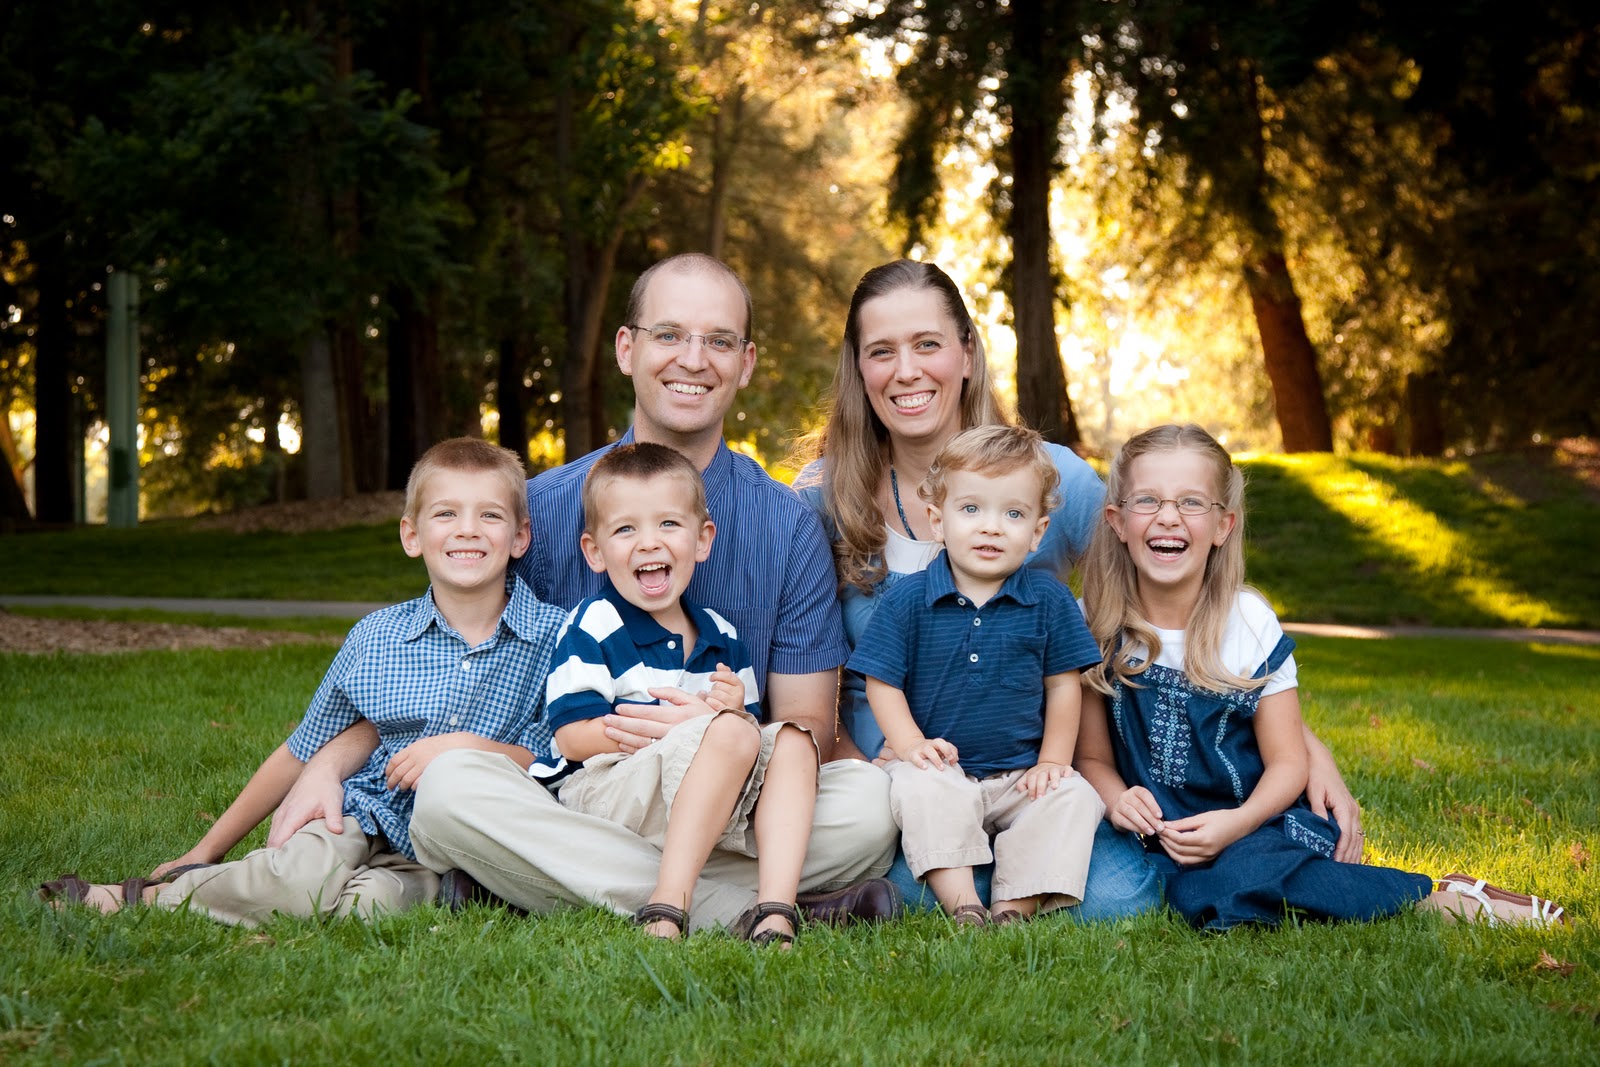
[846,553,1100,778]
[517,429,849,705]
[545,581,762,749]
[285,577,567,859]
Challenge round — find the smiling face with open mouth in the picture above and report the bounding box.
[580,471,715,629]
[400,469,531,603]
[1107,449,1237,607]
[617,264,756,457]
[855,286,972,451]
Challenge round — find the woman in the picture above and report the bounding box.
[794,260,1363,918]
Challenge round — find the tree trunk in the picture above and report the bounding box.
[1404,370,1444,456]
[1006,0,1079,446]
[386,285,445,489]
[1241,251,1332,453]
[301,331,343,500]
[497,334,529,463]
[705,85,745,259]
[32,255,74,523]
[1239,68,1332,454]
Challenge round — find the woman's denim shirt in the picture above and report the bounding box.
[794,443,1105,756]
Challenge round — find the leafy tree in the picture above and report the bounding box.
[836,0,1086,446]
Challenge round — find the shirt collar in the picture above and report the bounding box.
[598,577,738,657]
[922,551,1043,607]
[405,574,530,642]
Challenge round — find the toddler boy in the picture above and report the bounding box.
[849,425,1105,925]
[544,442,818,945]
[41,438,566,924]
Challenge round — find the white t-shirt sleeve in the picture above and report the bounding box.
[1229,592,1297,696]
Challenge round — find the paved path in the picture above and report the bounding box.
[5,595,1599,646]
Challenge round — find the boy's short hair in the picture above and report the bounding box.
[404,438,529,526]
[582,442,709,533]
[919,424,1062,515]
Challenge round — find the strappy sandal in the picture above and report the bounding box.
[1439,873,1571,929]
[39,874,155,912]
[991,908,1031,926]
[737,901,800,947]
[634,902,690,939]
[951,903,991,928]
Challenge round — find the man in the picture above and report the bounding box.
[284,254,898,932]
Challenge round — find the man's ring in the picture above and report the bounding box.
[1356,830,1365,836]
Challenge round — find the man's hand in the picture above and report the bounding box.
[899,736,959,772]
[1017,760,1074,799]
[267,763,346,848]
[603,688,714,754]
[385,732,477,791]
[1107,785,1165,838]
[701,663,745,713]
[1156,808,1250,866]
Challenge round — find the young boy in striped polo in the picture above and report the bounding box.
[543,442,819,947]
[848,425,1106,927]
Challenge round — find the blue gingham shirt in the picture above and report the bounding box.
[846,552,1101,778]
[285,577,567,859]
[516,429,849,706]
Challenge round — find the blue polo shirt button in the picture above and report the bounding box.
[969,653,979,663]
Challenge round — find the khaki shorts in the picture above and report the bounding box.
[557,711,817,858]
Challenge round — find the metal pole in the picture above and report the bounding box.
[106,271,140,527]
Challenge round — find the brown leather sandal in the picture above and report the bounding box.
[634,901,690,938]
[738,901,800,947]
[951,903,991,928]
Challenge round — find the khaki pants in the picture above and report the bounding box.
[888,762,1105,910]
[411,748,897,932]
[155,816,439,927]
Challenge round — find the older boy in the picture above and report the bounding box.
[40,439,566,924]
[850,426,1106,926]
[547,442,818,944]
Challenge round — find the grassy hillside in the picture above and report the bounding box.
[3,446,1596,627]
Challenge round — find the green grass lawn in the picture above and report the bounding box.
[3,635,1597,1064]
[4,449,1596,628]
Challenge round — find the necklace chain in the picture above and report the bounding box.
[889,466,917,540]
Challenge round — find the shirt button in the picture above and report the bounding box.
[460,660,471,671]
[969,653,979,663]
[667,640,677,650]
[449,716,460,726]
[973,618,982,627]
[957,597,967,606]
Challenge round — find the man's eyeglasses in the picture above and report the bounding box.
[628,325,748,353]
[1118,495,1224,516]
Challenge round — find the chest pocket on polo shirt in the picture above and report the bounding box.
[989,629,1046,697]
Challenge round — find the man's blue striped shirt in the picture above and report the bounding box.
[516,429,849,705]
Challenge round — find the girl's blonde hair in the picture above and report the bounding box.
[1083,423,1257,696]
[794,260,1005,591]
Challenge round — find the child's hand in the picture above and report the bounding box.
[151,847,220,880]
[1108,786,1165,837]
[901,737,959,772]
[385,732,474,791]
[1155,809,1250,866]
[700,663,746,713]
[1017,760,1075,799]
